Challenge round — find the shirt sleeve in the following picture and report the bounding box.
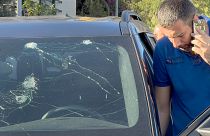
[153,39,171,87]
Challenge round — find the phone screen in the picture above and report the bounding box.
[190,19,209,54]
[193,19,209,35]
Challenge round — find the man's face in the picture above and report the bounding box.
[160,20,193,50]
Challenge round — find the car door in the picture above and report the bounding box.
[180,107,210,136]
[128,19,160,136]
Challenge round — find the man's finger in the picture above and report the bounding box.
[191,39,207,48]
[192,46,203,54]
[193,33,209,43]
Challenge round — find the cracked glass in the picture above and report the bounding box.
[0,36,139,131]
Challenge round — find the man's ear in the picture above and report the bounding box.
[159,26,166,35]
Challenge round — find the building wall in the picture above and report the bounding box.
[55,0,76,16]
[34,0,76,16]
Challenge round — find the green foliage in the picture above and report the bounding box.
[192,0,210,17]
[80,0,109,17]
[126,0,210,30]
[23,0,56,16]
[0,0,16,17]
[126,0,163,30]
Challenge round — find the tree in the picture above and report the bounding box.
[77,0,110,17]
[126,0,210,30]
[126,0,162,30]
[0,0,16,17]
[192,0,210,17]
[22,0,56,16]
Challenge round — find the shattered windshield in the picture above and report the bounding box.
[0,36,139,130]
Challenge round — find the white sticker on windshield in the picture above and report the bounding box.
[82,40,92,45]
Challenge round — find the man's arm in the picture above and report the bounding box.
[155,86,171,136]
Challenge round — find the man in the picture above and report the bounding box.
[153,0,210,135]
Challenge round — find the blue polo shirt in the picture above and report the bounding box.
[153,17,210,136]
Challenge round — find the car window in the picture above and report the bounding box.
[138,33,154,58]
[134,32,159,135]
[0,36,139,131]
[147,34,156,49]
[136,33,154,80]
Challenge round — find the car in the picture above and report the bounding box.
[0,10,209,136]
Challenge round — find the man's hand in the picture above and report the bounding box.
[191,28,210,65]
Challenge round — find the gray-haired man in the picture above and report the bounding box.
[153,0,210,135]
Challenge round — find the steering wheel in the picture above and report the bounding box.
[41,105,104,120]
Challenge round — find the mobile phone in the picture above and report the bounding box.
[193,19,209,35]
[191,19,209,54]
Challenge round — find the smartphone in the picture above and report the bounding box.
[191,19,209,54]
[193,19,209,35]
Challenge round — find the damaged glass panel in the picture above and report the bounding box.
[0,36,138,130]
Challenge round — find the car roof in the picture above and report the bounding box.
[0,16,123,38]
[0,11,151,38]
